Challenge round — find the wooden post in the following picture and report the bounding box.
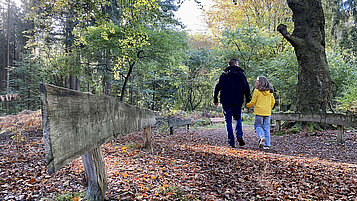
[82,148,107,201]
[337,125,344,144]
[170,126,174,135]
[275,120,281,132]
[143,126,152,149]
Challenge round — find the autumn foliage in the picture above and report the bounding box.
[0,110,42,137]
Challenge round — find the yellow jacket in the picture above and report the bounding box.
[246,89,275,116]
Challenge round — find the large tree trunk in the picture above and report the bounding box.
[277,0,333,114]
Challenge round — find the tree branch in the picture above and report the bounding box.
[277,24,304,47]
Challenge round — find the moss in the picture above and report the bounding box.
[273,131,286,136]
[289,126,301,134]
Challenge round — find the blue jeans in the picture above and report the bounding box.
[222,104,243,146]
[254,115,271,146]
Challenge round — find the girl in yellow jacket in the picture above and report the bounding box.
[246,76,275,149]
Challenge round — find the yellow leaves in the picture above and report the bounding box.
[122,172,128,178]
[29,178,37,184]
[72,197,79,201]
[121,146,127,153]
[101,32,109,40]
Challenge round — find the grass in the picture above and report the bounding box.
[53,192,86,201]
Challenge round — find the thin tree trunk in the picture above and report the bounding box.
[120,61,135,101]
[151,71,156,110]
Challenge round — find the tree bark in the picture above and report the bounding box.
[277,0,333,114]
[120,61,135,101]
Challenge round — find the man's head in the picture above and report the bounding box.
[229,59,239,67]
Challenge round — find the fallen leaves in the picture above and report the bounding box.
[0,124,356,200]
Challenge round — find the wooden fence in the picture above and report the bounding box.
[271,113,357,143]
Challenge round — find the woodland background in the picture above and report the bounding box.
[0,0,356,116]
[0,0,357,200]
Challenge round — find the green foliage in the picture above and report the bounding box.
[173,48,215,111]
[325,0,357,64]
[289,126,301,134]
[117,29,189,109]
[54,192,86,201]
[264,49,298,111]
[157,185,197,200]
[336,84,357,113]
[1,0,356,116]
[221,26,281,70]
[328,51,357,113]
[220,26,298,111]
[2,55,45,115]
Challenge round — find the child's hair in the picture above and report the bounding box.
[256,76,274,93]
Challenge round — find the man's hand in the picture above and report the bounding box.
[214,102,218,107]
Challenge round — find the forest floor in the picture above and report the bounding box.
[0,123,356,200]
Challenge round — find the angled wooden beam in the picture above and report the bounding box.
[40,84,156,174]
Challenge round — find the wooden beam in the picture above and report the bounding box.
[271,113,357,128]
[40,84,156,174]
[168,118,191,135]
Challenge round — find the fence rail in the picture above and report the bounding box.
[271,113,357,143]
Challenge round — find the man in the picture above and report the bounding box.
[214,59,251,148]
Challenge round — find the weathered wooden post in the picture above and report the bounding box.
[274,120,281,132]
[40,84,156,200]
[337,125,344,144]
[143,126,152,149]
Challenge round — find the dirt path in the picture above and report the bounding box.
[195,124,357,165]
[0,124,356,200]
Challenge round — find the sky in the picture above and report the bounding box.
[174,0,213,34]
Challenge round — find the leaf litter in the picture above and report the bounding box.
[0,122,356,200]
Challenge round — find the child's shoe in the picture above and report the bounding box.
[259,138,266,149]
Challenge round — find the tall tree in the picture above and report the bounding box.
[277,0,333,113]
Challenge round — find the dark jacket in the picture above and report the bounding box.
[213,66,251,105]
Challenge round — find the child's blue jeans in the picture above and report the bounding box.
[254,115,271,146]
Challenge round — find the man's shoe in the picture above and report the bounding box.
[259,138,266,148]
[237,137,245,146]
[263,146,270,150]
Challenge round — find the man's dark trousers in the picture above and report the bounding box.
[222,104,243,147]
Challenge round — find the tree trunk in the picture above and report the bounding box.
[120,61,135,101]
[277,0,333,114]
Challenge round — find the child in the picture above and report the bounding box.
[246,76,275,149]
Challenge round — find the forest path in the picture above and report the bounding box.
[0,124,356,200]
